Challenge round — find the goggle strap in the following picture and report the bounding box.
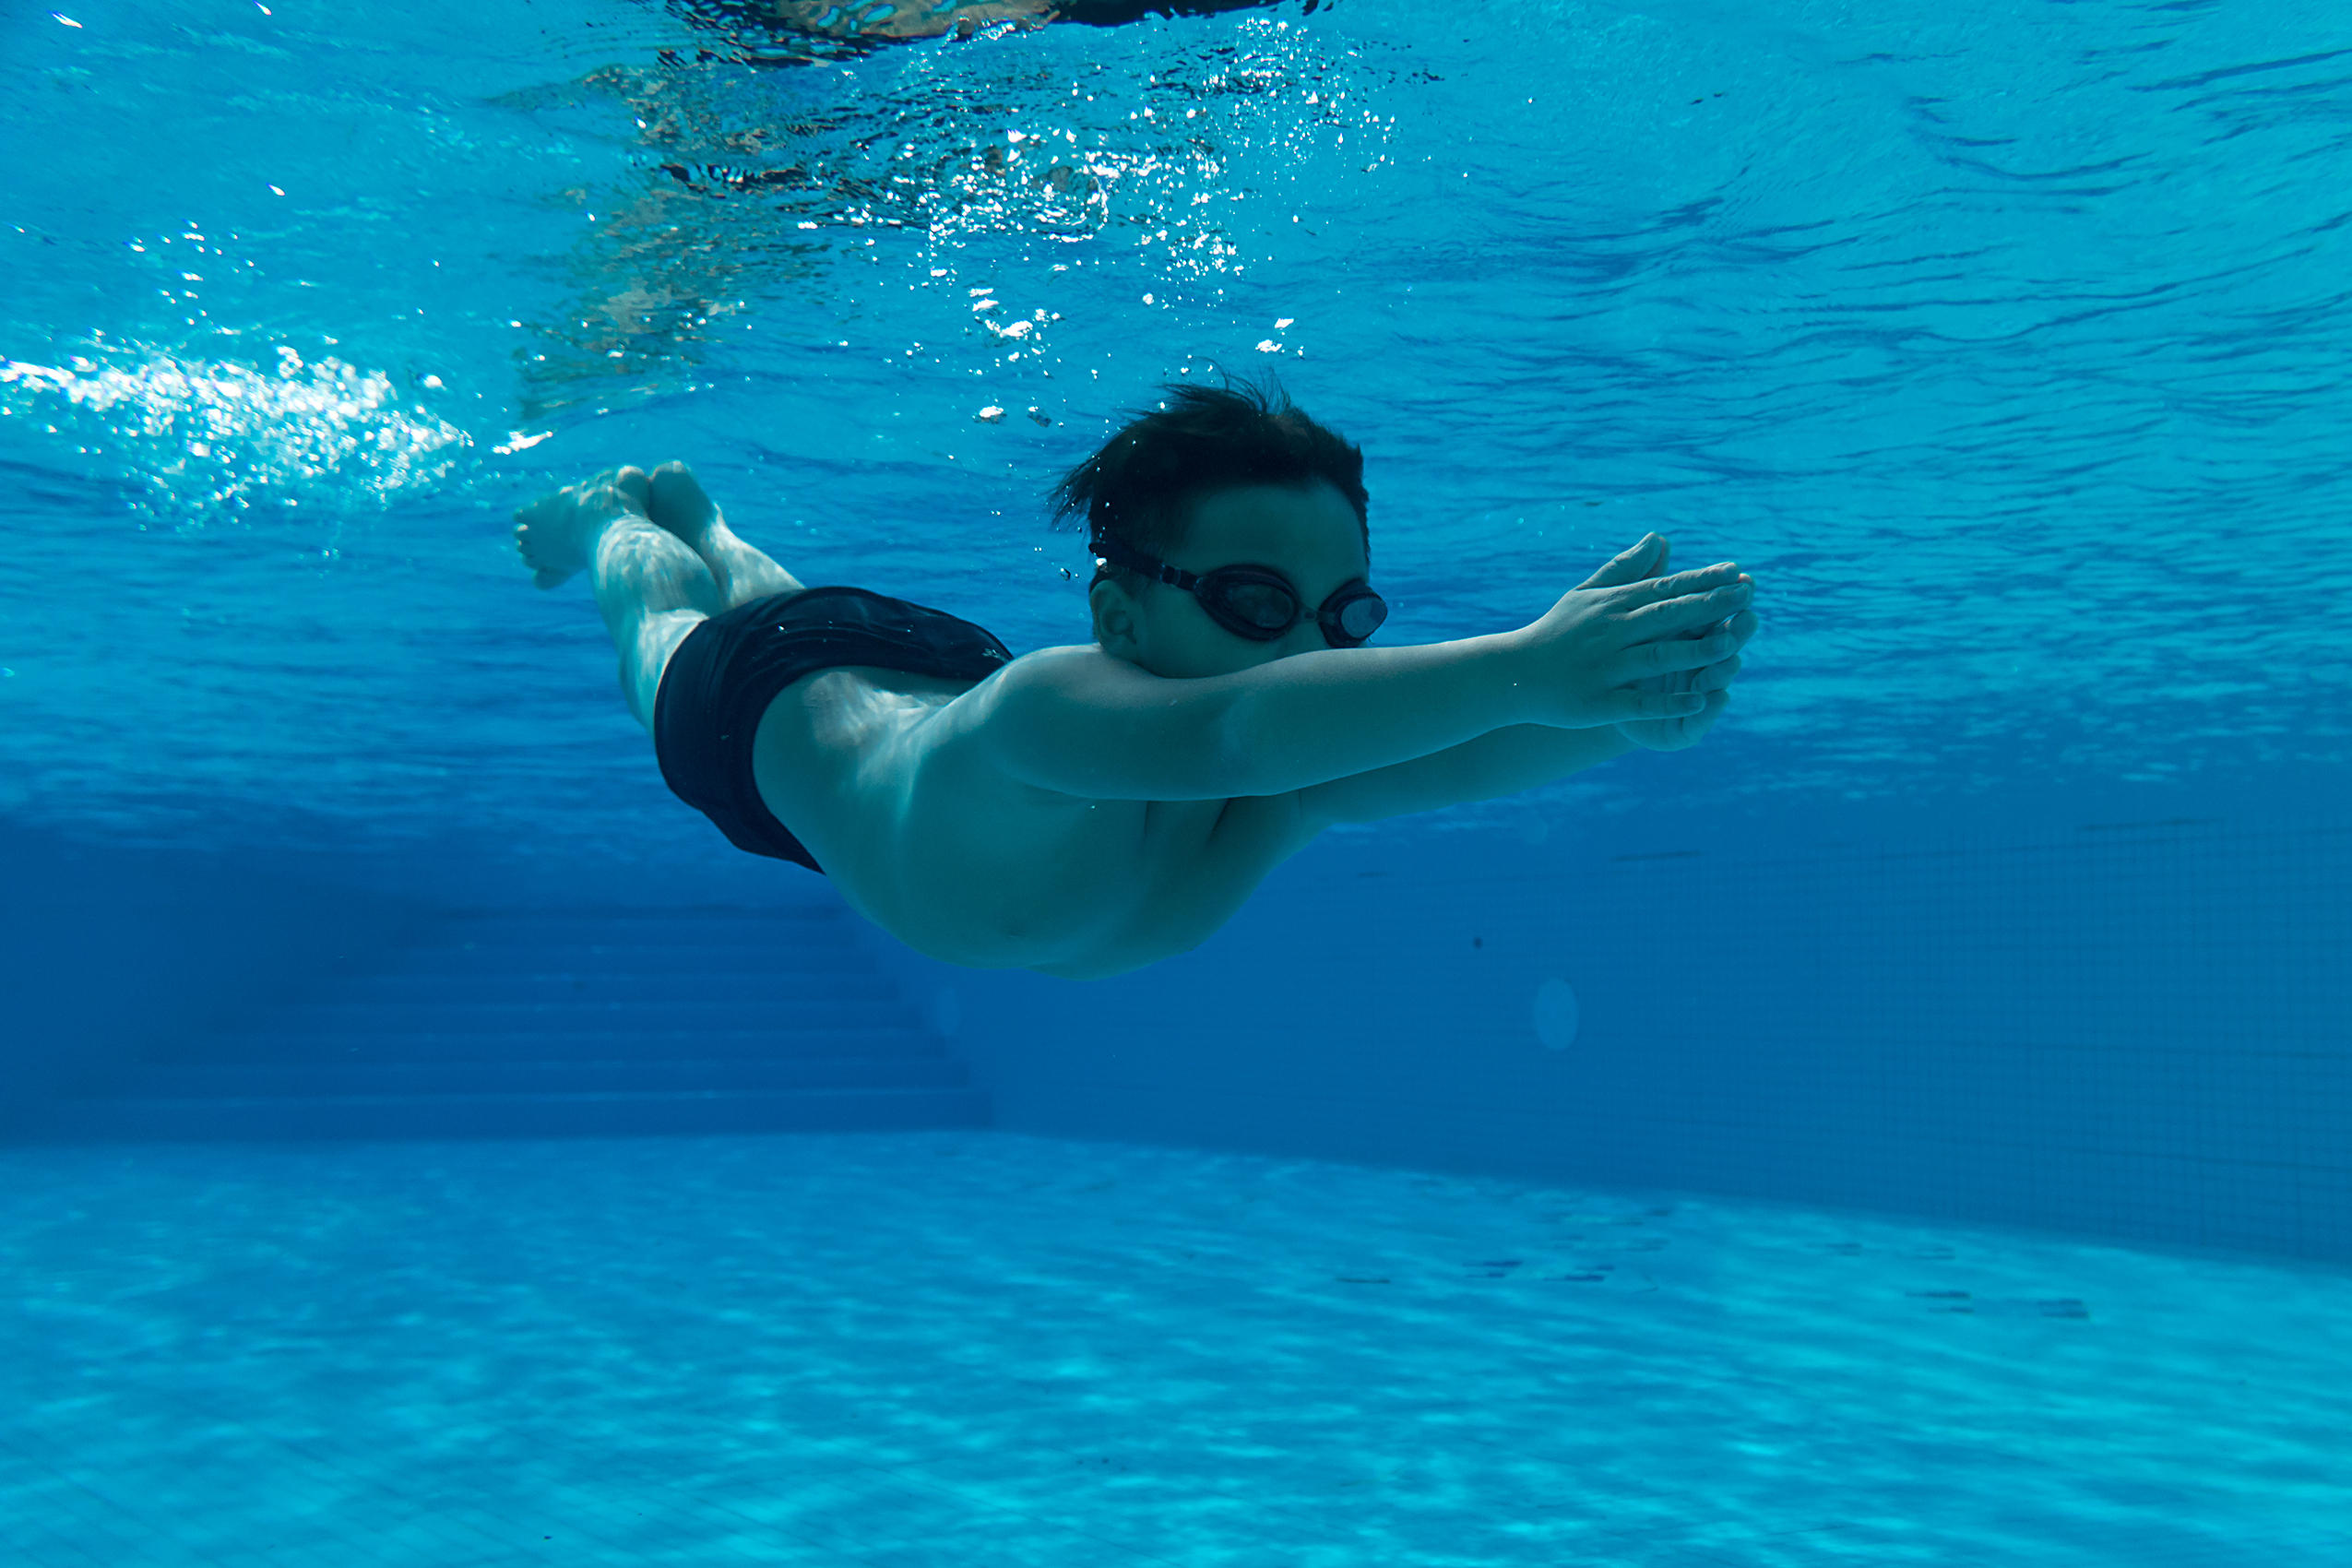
[1090,538,1195,592]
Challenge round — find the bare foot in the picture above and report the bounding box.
[646,461,800,604]
[643,461,724,557]
[513,467,651,588]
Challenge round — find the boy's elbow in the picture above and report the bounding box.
[1053,686,1253,802]
[1095,688,1254,801]
[1203,685,1273,798]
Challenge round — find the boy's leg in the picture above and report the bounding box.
[515,467,723,732]
[646,461,804,610]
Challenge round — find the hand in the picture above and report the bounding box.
[1615,657,1740,751]
[1571,534,1756,752]
[1511,534,1755,731]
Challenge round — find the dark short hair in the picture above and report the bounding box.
[1045,369,1370,592]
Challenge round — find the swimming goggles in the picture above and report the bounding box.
[1089,537,1388,647]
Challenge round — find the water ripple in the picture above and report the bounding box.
[0,0,2345,850]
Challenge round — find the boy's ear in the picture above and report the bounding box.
[1088,578,1142,657]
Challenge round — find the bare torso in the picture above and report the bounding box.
[750,651,1318,979]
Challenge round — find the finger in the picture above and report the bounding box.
[1690,655,1742,693]
[1686,608,1759,647]
[1662,687,1729,743]
[1671,608,1760,647]
[1609,559,1743,608]
[1619,579,1753,642]
[1612,532,1666,570]
[1643,659,1736,696]
[1608,569,1748,627]
[1614,628,1744,681]
[1574,533,1668,591]
[1613,686,1709,721]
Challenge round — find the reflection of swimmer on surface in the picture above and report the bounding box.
[752,0,1284,42]
[514,375,1757,978]
[758,0,1052,41]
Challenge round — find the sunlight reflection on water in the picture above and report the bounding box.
[0,339,469,525]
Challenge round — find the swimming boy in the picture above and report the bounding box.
[515,381,1757,980]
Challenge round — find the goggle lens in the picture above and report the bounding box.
[1218,579,1298,631]
[1091,540,1384,647]
[1204,574,1386,646]
[1336,593,1386,642]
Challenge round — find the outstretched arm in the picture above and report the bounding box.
[1295,534,1752,826]
[1292,661,1738,826]
[1297,725,1634,826]
[973,536,1752,802]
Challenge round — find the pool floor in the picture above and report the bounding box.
[3,1130,2346,1566]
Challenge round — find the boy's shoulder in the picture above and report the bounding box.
[975,641,1152,700]
[927,638,1237,804]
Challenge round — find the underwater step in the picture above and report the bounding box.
[243,998,925,1034]
[321,970,903,1005]
[428,913,852,947]
[31,902,992,1143]
[155,1027,947,1063]
[400,936,873,968]
[80,1055,969,1099]
[29,1087,991,1142]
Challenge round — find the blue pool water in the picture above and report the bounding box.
[4,0,2349,1562]
[5,0,2346,857]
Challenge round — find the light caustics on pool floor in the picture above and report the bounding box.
[3,1130,2347,1566]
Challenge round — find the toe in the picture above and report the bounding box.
[613,465,652,513]
[516,521,555,573]
[649,461,715,523]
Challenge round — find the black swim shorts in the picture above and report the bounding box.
[651,586,1015,874]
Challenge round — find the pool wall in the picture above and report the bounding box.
[852,773,2352,1265]
[0,825,431,1136]
[6,770,2343,1267]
